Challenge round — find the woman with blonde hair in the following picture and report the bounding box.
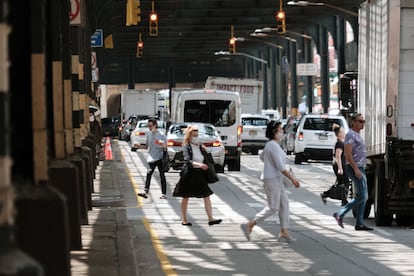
[172,124,222,226]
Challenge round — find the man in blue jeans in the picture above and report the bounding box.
[333,113,373,231]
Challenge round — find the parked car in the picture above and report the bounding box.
[166,122,225,173]
[281,116,299,155]
[241,114,269,155]
[129,119,166,151]
[101,116,120,137]
[294,113,349,164]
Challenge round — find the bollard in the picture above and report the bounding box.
[76,147,93,210]
[49,160,82,250]
[14,183,71,276]
[68,153,89,225]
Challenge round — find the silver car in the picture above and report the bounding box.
[166,122,225,173]
[129,119,166,151]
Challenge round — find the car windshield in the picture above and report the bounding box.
[242,118,268,126]
[303,118,343,131]
[170,124,216,137]
[137,120,165,129]
[183,100,236,127]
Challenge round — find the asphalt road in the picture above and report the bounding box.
[117,140,414,276]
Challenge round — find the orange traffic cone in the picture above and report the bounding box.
[104,136,113,160]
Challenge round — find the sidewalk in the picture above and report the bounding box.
[70,140,138,276]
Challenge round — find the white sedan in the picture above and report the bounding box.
[129,119,166,151]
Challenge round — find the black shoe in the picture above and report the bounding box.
[181,222,192,226]
[137,193,148,198]
[355,224,373,231]
[208,219,222,226]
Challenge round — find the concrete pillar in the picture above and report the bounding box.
[0,0,43,274]
[319,25,330,113]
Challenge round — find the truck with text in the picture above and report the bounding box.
[205,76,263,114]
[351,0,414,226]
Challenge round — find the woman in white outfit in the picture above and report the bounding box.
[241,121,300,242]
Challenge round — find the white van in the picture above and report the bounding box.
[171,89,242,171]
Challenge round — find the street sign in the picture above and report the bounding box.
[297,63,318,76]
[91,29,103,48]
[69,0,81,25]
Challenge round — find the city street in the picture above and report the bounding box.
[116,140,414,276]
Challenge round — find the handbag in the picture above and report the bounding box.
[179,163,190,180]
[203,151,219,183]
[326,178,348,200]
[161,150,170,172]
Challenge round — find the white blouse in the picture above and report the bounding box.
[190,143,204,163]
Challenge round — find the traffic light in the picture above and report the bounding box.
[149,12,158,36]
[126,0,141,26]
[136,41,144,57]
[229,37,236,53]
[276,10,286,34]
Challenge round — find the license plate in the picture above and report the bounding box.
[319,135,328,140]
[249,130,257,136]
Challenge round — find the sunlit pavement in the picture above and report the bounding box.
[118,140,414,276]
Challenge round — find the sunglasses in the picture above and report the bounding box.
[357,120,366,124]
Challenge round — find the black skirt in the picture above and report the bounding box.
[173,168,213,198]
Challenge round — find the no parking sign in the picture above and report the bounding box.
[70,0,81,25]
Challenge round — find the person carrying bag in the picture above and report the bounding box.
[172,125,222,226]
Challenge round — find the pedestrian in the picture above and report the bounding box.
[172,124,222,226]
[241,121,300,242]
[320,124,350,206]
[333,113,373,231]
[137,118,168,199]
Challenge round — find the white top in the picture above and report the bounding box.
[260,140,286,180]
[190,143,204,163]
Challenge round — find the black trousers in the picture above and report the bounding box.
[144,159,167,194]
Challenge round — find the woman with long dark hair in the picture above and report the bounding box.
[241,121,300,242]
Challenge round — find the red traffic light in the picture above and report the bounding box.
[150,12,157,21]
[276,10,285,20]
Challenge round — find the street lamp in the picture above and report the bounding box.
[287,1,358,17]
[214,51,268,65]
[253,28,312,40]
[235,37,283,50]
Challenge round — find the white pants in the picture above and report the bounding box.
[254,176,290,229]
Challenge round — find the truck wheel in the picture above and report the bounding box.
[251,149,259,155]
[294,153,302,164]
[374,161,393,226]
[395,214,414,227]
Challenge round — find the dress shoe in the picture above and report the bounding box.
[208,219,222,226]
[355,224,373,231]
[137,193,148,198]
[333,213,344,228]
[181,222,192,226]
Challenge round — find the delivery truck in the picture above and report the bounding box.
[205,76,263,114]
[171,88,242,171]
[344,0,414,226]
[120,89,157,121]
